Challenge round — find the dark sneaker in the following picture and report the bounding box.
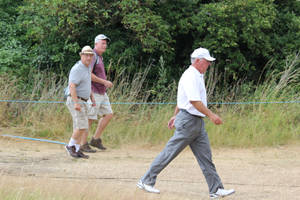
[65,145,79,158]
[90,138,107,150]
[77,150,89,159]
[80,143,96,153]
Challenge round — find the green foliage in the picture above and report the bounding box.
[17,0,106,74]
[150,56,177,101]
[0,0,30,75]
[0,0,299,98]
[117,0,173,54]
[194,0,277,81]
[269,3,300,72]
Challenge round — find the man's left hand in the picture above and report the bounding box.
[209,113,223,125]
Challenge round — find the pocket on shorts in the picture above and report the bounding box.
[74,105,87,118]
[88,105,97,116]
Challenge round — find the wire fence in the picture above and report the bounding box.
[1,99,300,105]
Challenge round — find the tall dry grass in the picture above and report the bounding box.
[0,65,177,146]
[206,52,300,147]
[0,53,299,147]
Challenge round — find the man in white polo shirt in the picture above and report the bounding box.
[137,48,235,199]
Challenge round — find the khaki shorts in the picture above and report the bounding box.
[88,93,113,120]
[66,96,89,130]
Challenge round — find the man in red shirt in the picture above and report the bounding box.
[80,34,113,152]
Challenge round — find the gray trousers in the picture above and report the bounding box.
[141,110,224,193]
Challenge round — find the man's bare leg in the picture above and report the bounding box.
[93,113,113,139]
[89,113,113,150]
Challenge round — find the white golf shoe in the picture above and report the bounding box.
[210,188,235,199]
[137,180,160,194]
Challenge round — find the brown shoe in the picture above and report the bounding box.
[77,150,89,159]
[65,145,79,158]
[80,143,96,153]
[90,138,107,150]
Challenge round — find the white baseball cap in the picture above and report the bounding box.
[191,47,216,61]
[79,45,94,55]
[94,34,111,43]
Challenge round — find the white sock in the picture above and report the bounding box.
[68,138,76,147]
[75,144,80,152]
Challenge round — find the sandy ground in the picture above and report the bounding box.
[0,135,300,200]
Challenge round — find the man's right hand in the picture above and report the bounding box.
[75,103,81,111]
[167,116,176,129]
[104,80,113,88]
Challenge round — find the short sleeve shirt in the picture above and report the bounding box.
[68,60,92,99]
[177,66,207,117]
[91,50,107,95]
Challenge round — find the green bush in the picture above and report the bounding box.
[0,0,299,98]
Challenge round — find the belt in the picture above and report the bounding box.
[68,95,88,102]
[180,109,204,119]
[77,96,88,102]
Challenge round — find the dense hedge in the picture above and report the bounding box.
[0,0,299,91]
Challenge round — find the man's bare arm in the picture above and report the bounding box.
[91,73,113,88]
[69,83,81,111]
[190,101,222,125]
[168,106,179,129]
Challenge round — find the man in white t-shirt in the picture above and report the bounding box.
[137,48,235,199]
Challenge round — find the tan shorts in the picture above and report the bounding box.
[88,93,113,120]
[66,96,89,130]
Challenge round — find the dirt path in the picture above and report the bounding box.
[0,136,300,200]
